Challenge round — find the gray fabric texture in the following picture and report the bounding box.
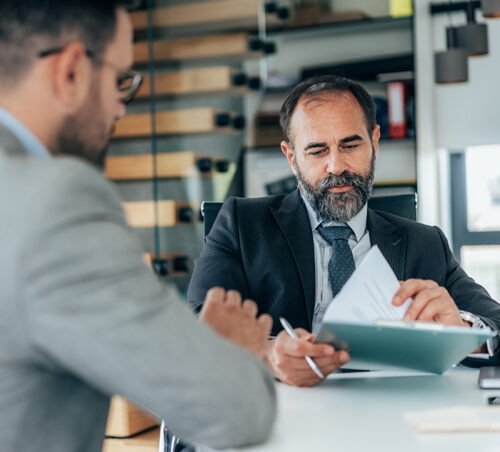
[0,124,275,452]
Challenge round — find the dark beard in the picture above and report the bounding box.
[296,151,375,223]
[55,75,110,170]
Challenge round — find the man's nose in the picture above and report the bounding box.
[326,150,347,175]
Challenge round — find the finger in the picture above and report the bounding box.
[225,290,242,307]
[403,287,444,321]
[393,279,437,306]
[257,313,273,333]
[314,351,351,368]
[416,299,442,322]
[204,287,226,305]
[242,299,258,317]
[275,334,335,358]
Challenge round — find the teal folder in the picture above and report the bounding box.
[314,320,495,374]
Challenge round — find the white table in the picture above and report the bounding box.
[226,368,500,452]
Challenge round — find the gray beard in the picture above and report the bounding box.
[296,152,375,223]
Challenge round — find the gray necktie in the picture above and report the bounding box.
[317,225,356,298]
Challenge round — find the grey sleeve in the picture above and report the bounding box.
[19,160,275,449]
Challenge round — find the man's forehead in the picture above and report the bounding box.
[105,8,134,68]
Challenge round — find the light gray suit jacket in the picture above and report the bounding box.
[0,124,275,452]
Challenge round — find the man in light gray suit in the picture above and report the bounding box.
[0,1,276,451]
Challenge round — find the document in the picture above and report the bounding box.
[314,246,495,373]
[322,245,412,324]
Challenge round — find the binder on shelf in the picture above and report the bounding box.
[133,33,275,65]
[387,81,407,139]
[112,108,245,138]
[130,0,290,32]
[105,396,158,439]
[135,66,261,99]
[122,201,200,228]
[105,152,229,181]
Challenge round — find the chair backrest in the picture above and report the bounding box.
[367,193,417,221]
[201,193,417,239]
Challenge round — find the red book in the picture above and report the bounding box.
[387,82,407,139]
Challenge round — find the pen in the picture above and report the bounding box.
[279,317,325,379]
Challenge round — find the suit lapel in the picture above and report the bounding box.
[367,208,407,279]
[269,190,315,326]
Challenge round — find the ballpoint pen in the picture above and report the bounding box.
[279,317,325,379]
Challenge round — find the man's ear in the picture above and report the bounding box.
[371,124,381,159]
[51,42,92,113]
[281,140,297,175]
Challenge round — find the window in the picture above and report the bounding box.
[450,146,500,300]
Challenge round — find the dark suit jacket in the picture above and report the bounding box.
[188,190,500,337]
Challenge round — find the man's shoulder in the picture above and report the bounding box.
[0,153,123,219]
[369,208,441,238]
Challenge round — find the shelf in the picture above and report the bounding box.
[122,201,201,228]
[102,428,159,452]
[105,396,158,439]
[131,0,289,34]
[135,66,260,99]
[133,33,275,66]
[112,108,245,138]
[302,53,414,82]
[268,16,412,39]
[142,252,190,278]
[105,152,229,181]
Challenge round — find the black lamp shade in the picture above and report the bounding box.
[482,0,500,18]
[455,22,489,56]
[434,48,469,84]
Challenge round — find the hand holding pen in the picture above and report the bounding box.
[263,317,350,387]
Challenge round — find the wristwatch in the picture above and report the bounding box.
[459,310,486,329]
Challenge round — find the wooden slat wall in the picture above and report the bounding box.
[102,428,159,452]
[133,33,260,64]
[113,108,240,138]
[105,396,158,439]
[130,0,281,30]
[105,152,223,180]
[136,66,249,98]
[123,201,199,228]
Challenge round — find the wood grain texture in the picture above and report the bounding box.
[113,108,239,137]
[133,33,259,64]
[105,152,219,180]
[105,396,158,438]
[122,201,200,228]
[136,66,246,98]
[130,0,281,30]
[102,427,159,452]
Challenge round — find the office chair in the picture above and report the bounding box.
[201,193,417,238]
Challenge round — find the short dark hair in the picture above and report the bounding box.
[0,0,139,83]
[280,74,377,146]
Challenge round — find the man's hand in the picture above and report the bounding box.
[265,329,350,387]
[392,279,468,327]
[199,287,273,359]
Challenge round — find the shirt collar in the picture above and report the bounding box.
[0,107,50,159]
[300,191,368,242]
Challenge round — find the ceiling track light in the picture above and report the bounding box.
[482,0,500,18]
[434,27,469,84]
[455,1,489,56]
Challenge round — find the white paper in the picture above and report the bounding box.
[322,245,412,323]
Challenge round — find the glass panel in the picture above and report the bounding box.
[461,245,500,301]
[466,145,500,231]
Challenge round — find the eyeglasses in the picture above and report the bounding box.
[38,47,143,104]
